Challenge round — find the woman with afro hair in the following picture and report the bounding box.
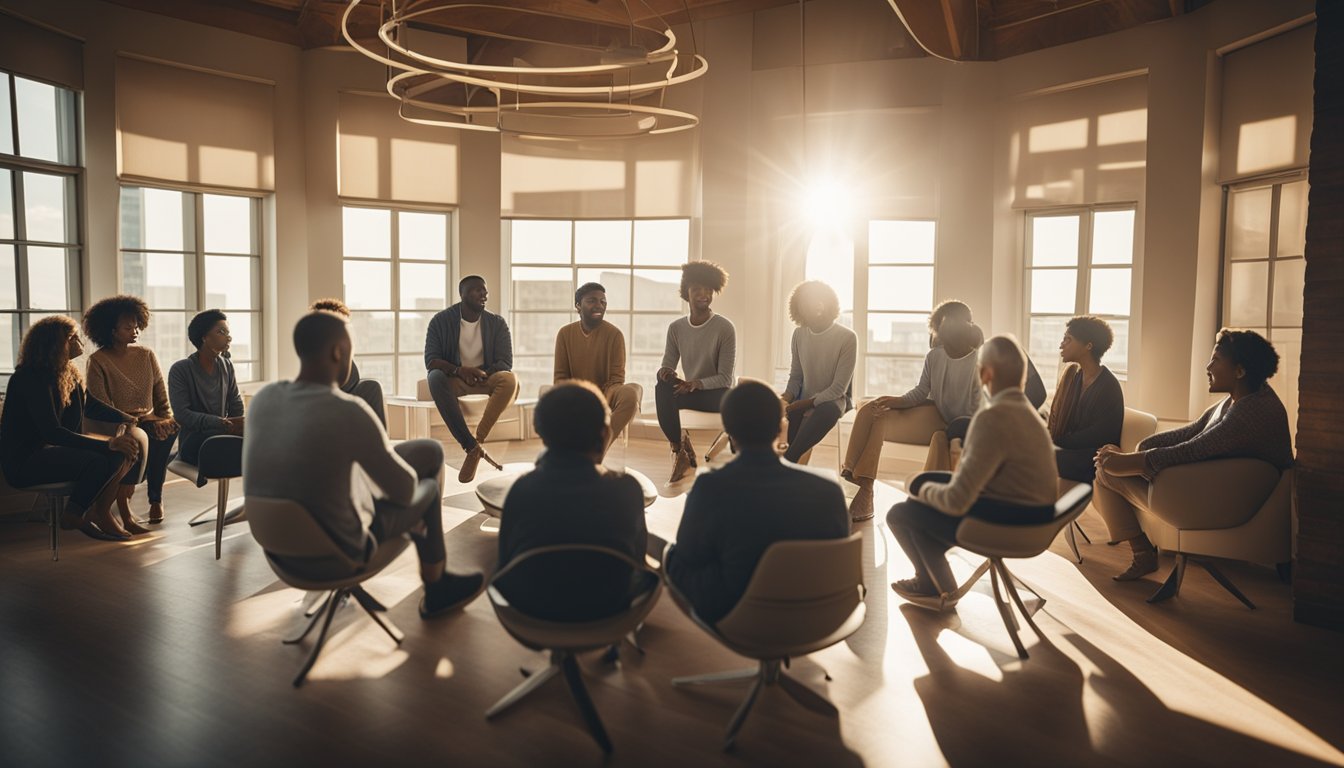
[83,295,179,527]
[779,280,856,465]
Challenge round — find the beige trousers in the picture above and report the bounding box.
[448,371,519,443]
[842,401,948,480]
[1091,471,1150,542]
[604,383,641,451]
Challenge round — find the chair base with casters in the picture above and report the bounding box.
[246,484,432,688]
[167,434,244,559]
[666,534,866,751]
[485,545,663,755]
[945,483,1093,660]
[1137,461,1293,610]
[29,482,75,561]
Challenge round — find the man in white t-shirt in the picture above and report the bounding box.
[425,276,519,483]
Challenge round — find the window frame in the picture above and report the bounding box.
[1023,203,1138,388]
[117,183,265,382]
[340,200,455,399]
[503,216,692,405]
[856,218,939,400]
[1,70,85,386]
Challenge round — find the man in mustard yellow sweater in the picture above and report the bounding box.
[553,282,640,456]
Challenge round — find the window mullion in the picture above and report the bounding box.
[1076,209,1092,315]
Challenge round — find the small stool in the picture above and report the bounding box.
[29,481,76,561]
[476,464,659,519]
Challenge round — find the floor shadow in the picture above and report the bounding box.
[905,604,1338,767]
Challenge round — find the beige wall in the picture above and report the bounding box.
[0,0,1316,421]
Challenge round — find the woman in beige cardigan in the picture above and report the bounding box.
[83,295,179,528]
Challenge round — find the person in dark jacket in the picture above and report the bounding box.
[424,276,517,483]
[310,298,386,427]
[667,379,850,624]
[0,316,143,539]
[498,381,648,620]
[1047,315,1124,483]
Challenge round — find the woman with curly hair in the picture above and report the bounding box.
[1093,329,1293,580]
[83,295,179,526]
[655,261,736,483]
[0,316,144,540]
[780,280,856,465]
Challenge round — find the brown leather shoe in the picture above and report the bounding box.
[458,444,504,484]
[669,447,695,484]
[680,431,698,467]
[1113,548,1159,581]
[849,485,875,522]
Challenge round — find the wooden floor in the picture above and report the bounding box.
[1,437,1341,767]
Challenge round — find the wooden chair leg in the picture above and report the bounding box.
[989,561,1028,659]
[723,666,766,751]
[998,561,1044,638]
[1065,523,1082,563]
[1192,558,1256,609]
[292,587,344,687]
[49,493,62,561]
[561,653,612,754]
[1148,553,1188,603]
[215,479,229,560]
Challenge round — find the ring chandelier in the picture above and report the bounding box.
[341,1,708,139]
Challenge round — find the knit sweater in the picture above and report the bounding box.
[894,346,982,423]
[554,320,626,389]
[85,346,172,420]
[1139,384,1292,480]
[660,314,736,390]
[917,387,1058,516]
[784,323,857,409]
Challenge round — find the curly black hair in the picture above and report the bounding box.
[679,261,729,301]
[928,299,972,333]
[82,295,151,349]
[787,280,841,326]
[1215,328,1280,389]
[310,297,350,318]
[187,309,228,351]
[1065,315,1114,362]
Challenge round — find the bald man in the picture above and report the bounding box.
[885,335,1057,610]
[244,311,483,619]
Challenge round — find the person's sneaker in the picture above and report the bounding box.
[849,485,875,522]
[420,572,485,619]
[669,447,695,484]
[1113,548,1159,581]
[891,578,955,611]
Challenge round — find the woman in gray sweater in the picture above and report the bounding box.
[780,280,856,464]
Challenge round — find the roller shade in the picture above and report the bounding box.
[1010,73,1148,208]
[0,11,83,91]
[1220,23,1314,182]
[338,91,459,205]
[116,55,275,190]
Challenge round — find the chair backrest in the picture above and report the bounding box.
[1121,407,1159,453]
[198,435,243,480]
[490,544,657,623]
[957,483,1093,558]
[246,496,363,573]
[715,533,864,649]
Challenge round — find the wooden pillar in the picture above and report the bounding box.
[1295,1,1344,630]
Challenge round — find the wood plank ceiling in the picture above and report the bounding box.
[101,0,1220,59]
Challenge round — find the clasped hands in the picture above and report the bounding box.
[657,367,703,395]
[1094,444,1147,477]
[455,366,489,387]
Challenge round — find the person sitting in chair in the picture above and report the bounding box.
[497,381,649,619]
[310,298,387,428]
[168,309,244,465]
[1092,328,1292,581]
[424,276,518,482]
[780,280,856,465]
[0,316,142,540]
[655,260,736,483]
[1047,315,1124,485]
[666,379,849,624]
[553,283,640,458]
[244,311,484,619]
[887,335,1058,609]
